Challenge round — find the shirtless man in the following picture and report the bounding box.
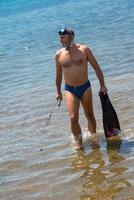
[55,27,107,150]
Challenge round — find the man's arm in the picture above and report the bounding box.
[55,51,63,100]
[85,46,107,93]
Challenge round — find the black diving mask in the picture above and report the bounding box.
[58,27,74,36]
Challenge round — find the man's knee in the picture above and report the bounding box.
[70,114,79,124]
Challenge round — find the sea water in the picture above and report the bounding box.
[0,0,134,199]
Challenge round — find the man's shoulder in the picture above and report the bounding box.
[56,48,64,54]
[55,48,64,57]
[77,44,92,56]
[76,43,90,52]
[79,43,90,50]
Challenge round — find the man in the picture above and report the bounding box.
[55,27,107,150]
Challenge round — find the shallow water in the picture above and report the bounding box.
[0,0,134,199]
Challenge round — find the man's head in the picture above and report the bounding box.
[58,27,74,36]
[58,27,75,50]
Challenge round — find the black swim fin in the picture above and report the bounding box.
[99,92,121,138]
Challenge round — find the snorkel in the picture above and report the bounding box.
[58,27,74,50]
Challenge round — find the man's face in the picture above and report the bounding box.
[59,34,71,46]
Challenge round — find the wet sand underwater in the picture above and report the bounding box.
[1,130,134,200]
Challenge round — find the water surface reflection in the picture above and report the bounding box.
[71,137,133,200]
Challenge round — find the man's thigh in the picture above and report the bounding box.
[64,91,80,118]
[81,88,95,118]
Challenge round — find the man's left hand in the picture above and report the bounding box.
[100,86,108,95]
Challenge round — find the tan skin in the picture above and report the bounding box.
[55,33,107,149]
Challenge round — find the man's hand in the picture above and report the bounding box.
[100,86,108,95]
[56,92,63,106]
[56,92,63,100]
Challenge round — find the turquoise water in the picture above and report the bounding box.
[0,0,134,199]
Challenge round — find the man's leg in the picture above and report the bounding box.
[65,91,83,149]
[81,88,96,134]
[81,88,99,144]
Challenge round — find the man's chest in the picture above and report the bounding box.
[59,50,86,68]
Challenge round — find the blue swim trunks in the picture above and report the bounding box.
[64,80,91,99]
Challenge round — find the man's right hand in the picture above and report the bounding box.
[56,92,63,106]
[56,92,63,100]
